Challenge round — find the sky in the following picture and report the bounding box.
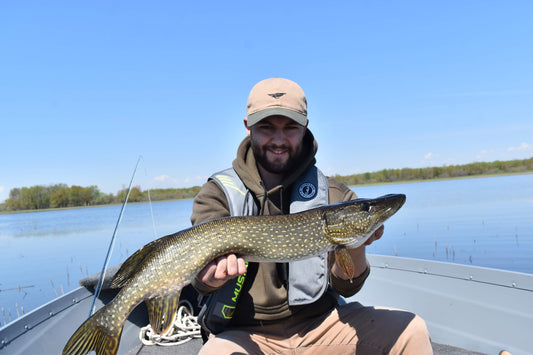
[1,1,532,203]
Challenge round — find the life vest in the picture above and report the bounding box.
[198,166,331,334]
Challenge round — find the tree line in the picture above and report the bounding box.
[3,184,104,211]
[1,157,532,212]
[332,157,533,186]
[1,184,201,212]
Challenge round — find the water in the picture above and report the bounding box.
[0,200,193,324]
[357,175,533,273]
[1,174,532,324]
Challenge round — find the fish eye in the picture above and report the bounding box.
[361,202,370,212]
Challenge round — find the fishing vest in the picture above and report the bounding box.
[198,166,331,335]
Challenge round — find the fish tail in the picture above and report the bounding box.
[63,306,123,355]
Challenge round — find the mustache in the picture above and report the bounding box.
[265,144,292,151]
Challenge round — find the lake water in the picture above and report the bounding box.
[1,174,532,324]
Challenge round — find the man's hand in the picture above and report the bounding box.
[196,253,247,288]
[364,224,384,246]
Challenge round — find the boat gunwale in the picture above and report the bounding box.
[0,287,92,348]
[367,254,533,291]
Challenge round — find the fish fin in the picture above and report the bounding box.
[335,248,355,282]
[111,240,159,288]
[63,306,123,355]
[145,292,181,334]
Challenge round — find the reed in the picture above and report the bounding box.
[49,279,58,297]
[0,284,34,293]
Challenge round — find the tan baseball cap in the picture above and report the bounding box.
[246,77,308,126]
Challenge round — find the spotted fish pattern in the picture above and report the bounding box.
[63,194,406,355]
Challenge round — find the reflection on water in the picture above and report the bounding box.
[1,174,532,324]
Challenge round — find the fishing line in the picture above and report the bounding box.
[145,166,157,239]
[88,155,143,317]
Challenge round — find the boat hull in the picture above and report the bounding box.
[2,255,532,355]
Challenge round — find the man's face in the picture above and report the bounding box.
[247,115,307,175]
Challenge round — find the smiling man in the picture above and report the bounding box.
[247,115,306,187]
[191,77,432,354]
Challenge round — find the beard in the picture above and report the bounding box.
[250,136,303,175]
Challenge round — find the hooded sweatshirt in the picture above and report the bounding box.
[191,130,369,325]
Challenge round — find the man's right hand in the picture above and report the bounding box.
[196,253,247,288]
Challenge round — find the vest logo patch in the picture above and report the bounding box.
[221,305,236,319]
[298,182,317,199]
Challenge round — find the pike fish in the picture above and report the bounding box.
[63,193,406,355]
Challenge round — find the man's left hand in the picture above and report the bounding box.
[365,225,384,246]
[331,225,385,281]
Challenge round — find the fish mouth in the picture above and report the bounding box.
[344,194,406,249]
[373,194,406,220]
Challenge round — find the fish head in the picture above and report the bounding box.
[323,194,406,249]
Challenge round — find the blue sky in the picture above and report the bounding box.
[1,1,532,202]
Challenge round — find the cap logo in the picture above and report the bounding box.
[268,92,286,99]
[298,182,317,199]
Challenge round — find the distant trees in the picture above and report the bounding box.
[333,157,533,186]
[116,186,145,203]
[113,186,202,203]
[1,157,532,212]
[4,184,111,211]
[2,184,202,212]
[5,186,51,210]
[148,187,201,201]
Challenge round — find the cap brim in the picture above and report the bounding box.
[247,107,308,126]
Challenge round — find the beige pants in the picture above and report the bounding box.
[199,302,432,355]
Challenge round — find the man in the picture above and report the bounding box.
[191,77,432,354]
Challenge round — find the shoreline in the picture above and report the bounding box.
[0,198,188,215]
[346,170,533,187]
[1,171,532,215]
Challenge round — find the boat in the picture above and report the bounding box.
[1,254,532,355]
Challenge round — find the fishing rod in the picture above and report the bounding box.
[88,156,143,317]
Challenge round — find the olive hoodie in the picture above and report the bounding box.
[191,130,370,325]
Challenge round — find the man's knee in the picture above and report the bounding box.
[199,331,262,355]
[408,314,430,339]
[199,335,246,355]
[394,314,433,354]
